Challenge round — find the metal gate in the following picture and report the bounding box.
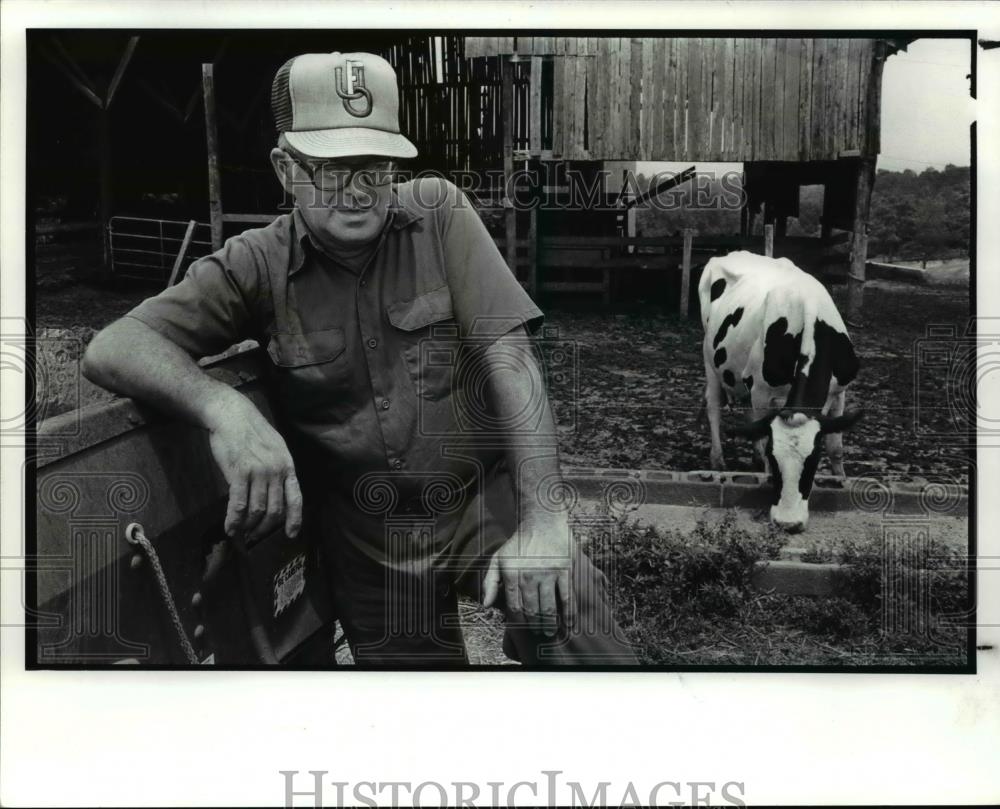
[108,216,213,284]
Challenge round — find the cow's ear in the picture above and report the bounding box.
[726,415,772,441]
[818,409,863,434]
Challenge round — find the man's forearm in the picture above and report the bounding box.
[82,316,251,431]
[483,331,566,529]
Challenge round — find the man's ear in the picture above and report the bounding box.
[270,148,296,195]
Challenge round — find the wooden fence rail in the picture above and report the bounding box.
[489,228,813,310]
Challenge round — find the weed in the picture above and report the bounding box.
[580,507,968,665]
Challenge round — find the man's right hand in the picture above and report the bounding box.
[206,396,303,541]
[82,317,303,542]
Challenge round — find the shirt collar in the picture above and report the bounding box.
[288,188,423,277]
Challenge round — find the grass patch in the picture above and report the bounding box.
[581,508,969,667]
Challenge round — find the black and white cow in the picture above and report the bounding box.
[698,251,862,532]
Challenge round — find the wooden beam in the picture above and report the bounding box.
[48,36,100,96]
[98,109,113,277]
[168,220,198,287]
[136,78,184,122]
[502,57,517,275]
[222,213,279,224]
[184,83,204,124]
[202,63,224,252]
[846,158,876,326]
[105,36,139,109]
[629,38,643,159]
[529,56,542,153]
[624,165,696,209]
[820,183,833,240]
[184,36,231,123]
[238,78,272,133]
[38,42,104,109]
[541,282,606,294]
[527,203,539,299]
[680,228,694,317]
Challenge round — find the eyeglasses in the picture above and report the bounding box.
[286,153,396,191]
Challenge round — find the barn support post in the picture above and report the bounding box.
[501,56,517,276]
[846,157,876,326]
[820,184,833,240]
[679,228,694,317]
[847,39,889,326]
[527,203,539,299]
[97,109,113,279]
[764,223,774,257]
[97,37,138,279]
[42,35,139,279]
[202,63,224,253]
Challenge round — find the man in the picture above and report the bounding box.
[83,51,635,665]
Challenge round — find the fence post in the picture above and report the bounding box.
[203,63,224,253]
[764,223,774,257]
[679,228,694,317]
[527,204,538,298]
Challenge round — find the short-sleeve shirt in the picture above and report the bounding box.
[125,177,543,564]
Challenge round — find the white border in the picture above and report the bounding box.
[2,2,999,806]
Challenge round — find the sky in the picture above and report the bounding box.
[879,38,973,171]
[628,37,973,184]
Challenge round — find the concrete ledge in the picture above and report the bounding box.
[561,466,968,518]
[751,560,844,597]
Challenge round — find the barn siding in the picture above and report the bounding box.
[379,36,881,175]
[463,35,879,162]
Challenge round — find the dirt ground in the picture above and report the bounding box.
[543,279,971,485]
[34,272,972,668]
[37,274,971,487]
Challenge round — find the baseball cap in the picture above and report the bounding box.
[271,52,418,159]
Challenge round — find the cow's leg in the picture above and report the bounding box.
[824,389,847,478]
[704,353,726,471]
[749,389,773,473]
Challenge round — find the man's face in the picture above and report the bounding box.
[271,149,394,246]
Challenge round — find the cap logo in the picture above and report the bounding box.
[335,60,372,118]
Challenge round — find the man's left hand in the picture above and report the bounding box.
[483,520,577,637]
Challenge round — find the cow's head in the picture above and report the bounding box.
[729,408,862,532]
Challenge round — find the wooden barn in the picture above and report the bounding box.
[452,36,907,318]
[29,33,908,319]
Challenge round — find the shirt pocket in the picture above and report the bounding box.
[386,286,458,402]
[266,328,346,367]
[265,328,351,414]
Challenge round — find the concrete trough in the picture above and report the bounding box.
[562,467,969,597]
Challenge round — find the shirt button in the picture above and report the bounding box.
[393,459,404,470]
[367,338,378,349]
[381,399,390,410]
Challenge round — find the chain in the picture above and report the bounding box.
[125,522,199,664]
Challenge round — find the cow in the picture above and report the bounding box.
[698,251,862,532]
